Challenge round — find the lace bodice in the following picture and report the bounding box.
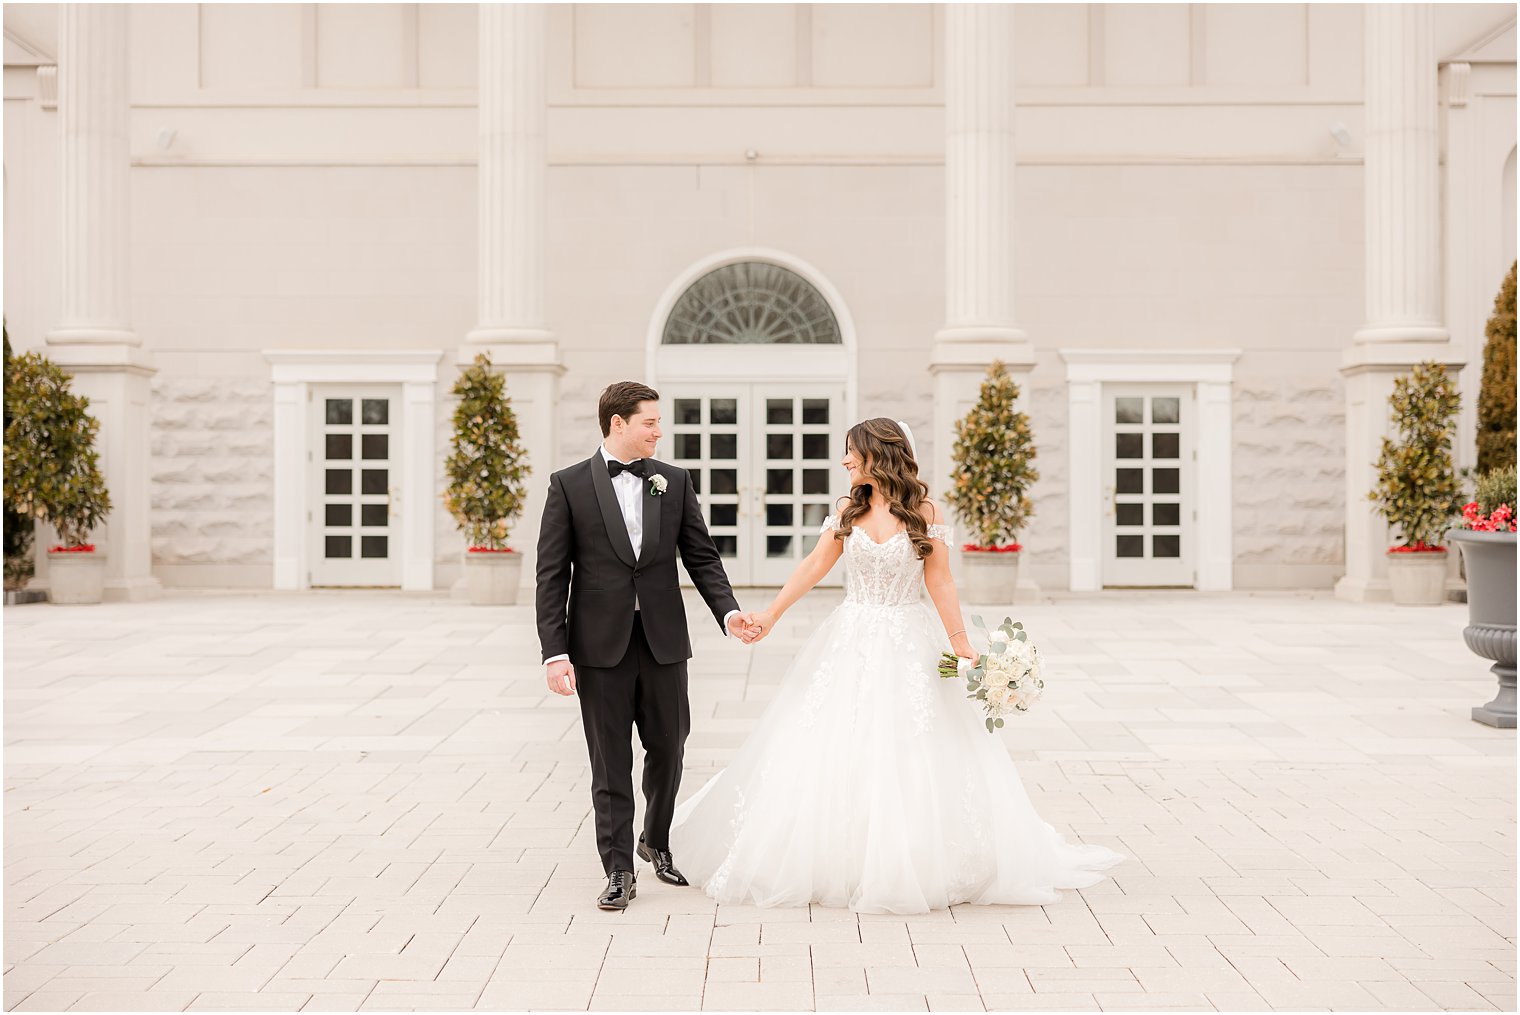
[821,514,953,607]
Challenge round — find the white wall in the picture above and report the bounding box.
[4,3,1515,590]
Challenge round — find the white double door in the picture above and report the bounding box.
[665,383,846,586]
[1101,384,1195,587]
[308,385,403,587]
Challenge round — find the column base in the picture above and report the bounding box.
[103,574,163,602]
[1338,342,1466,605]
[1334,573,1392,603]
[928,337,1037,591]
[455,339,564,599]
[37,346,158,598]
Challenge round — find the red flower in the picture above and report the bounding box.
[1388,542,1446,553]
[47,544,96,553]
[467,546,516,553]
[962,543,1022,553]
[1459,501,1517,533]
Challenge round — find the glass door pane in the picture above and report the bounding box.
[668,388,749,583]
[750,385,845,586]
[1102,385,1193,587]
[310,386,402,587]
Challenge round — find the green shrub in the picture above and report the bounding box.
[1477,263,1517,474]
[947,361,1038,548]
[1474,465,1516,517]
[3,350,111,548]
[443,352,529,550]
[1369,361,1464,548]
[3,324,36,587]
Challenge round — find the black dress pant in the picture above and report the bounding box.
[576,613,691,874]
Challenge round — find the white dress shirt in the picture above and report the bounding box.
[601,445,645,562]
[544,445,740,668]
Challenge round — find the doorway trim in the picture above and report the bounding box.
[263,349,442,591]
[645,247,858,422]
[1061,349,1241,592]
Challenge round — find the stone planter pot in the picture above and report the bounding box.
[961,549,1020,605]
[47,548,105,605]
[1448,530,1516,729]
[1385,548,1448,606]
[464,549,522,605]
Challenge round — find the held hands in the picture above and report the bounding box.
[727,609,774,645]
[545,658,577,696]
[727,611,760,644]
[742,609,776,645]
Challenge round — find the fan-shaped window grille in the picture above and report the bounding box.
[662,262,842,345]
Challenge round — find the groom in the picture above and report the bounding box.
[536,380,755,910]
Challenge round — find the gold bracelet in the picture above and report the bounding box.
[949,629,966,639]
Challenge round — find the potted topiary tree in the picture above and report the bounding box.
[3,350,112,604]
[947,361,1038,604]
[1368,360,1465,605]
[443,352,530,605]
[1448,266,1517,727]
[1449,467,1516,727]
[3,324,37,598]
[1476,263,1516,476]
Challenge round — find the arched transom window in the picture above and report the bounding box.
[661,261,843,345]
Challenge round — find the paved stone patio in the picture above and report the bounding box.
[4,588,1514,1012]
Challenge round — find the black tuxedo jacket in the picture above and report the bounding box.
[535,451,739,668]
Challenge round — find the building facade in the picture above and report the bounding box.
[3,3,1516,599]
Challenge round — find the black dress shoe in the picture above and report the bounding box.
[637,834,690,887]
[597,869,636,910]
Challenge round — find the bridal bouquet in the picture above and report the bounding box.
[937,616,1045,732]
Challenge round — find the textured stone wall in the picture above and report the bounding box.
[1233,378,1346,571]
[1018,378,1071,573]
[149,375,273,565]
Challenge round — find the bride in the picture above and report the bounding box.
[668,417,1126,914]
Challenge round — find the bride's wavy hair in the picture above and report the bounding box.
[836,418,935,560]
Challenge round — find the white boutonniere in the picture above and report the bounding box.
[648,474,668,496]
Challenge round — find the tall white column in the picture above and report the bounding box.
[1337,3,1462,602]
[937,2,1024,349]
[457,3,562,596]
[930,3,1038,596]
[1355,3,1446,346]
[469,2,551,347]
[44,4,159,601]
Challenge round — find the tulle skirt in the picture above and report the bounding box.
[669,598,1127,914]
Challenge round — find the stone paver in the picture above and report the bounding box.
[5,588,1514,1011]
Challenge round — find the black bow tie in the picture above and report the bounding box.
[607,458,647,479]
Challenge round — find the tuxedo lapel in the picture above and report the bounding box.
[589,452,638,568]
[640,467,662,563]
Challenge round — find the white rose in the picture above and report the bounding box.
[649,474,669,495]
[1011,675,1043,708]
[988,628,1011,645]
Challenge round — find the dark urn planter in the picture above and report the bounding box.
[1448,529,1517,728]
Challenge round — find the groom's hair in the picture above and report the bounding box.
[599,381,660,436]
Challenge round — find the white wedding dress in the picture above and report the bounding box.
[669,515,1127,914]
